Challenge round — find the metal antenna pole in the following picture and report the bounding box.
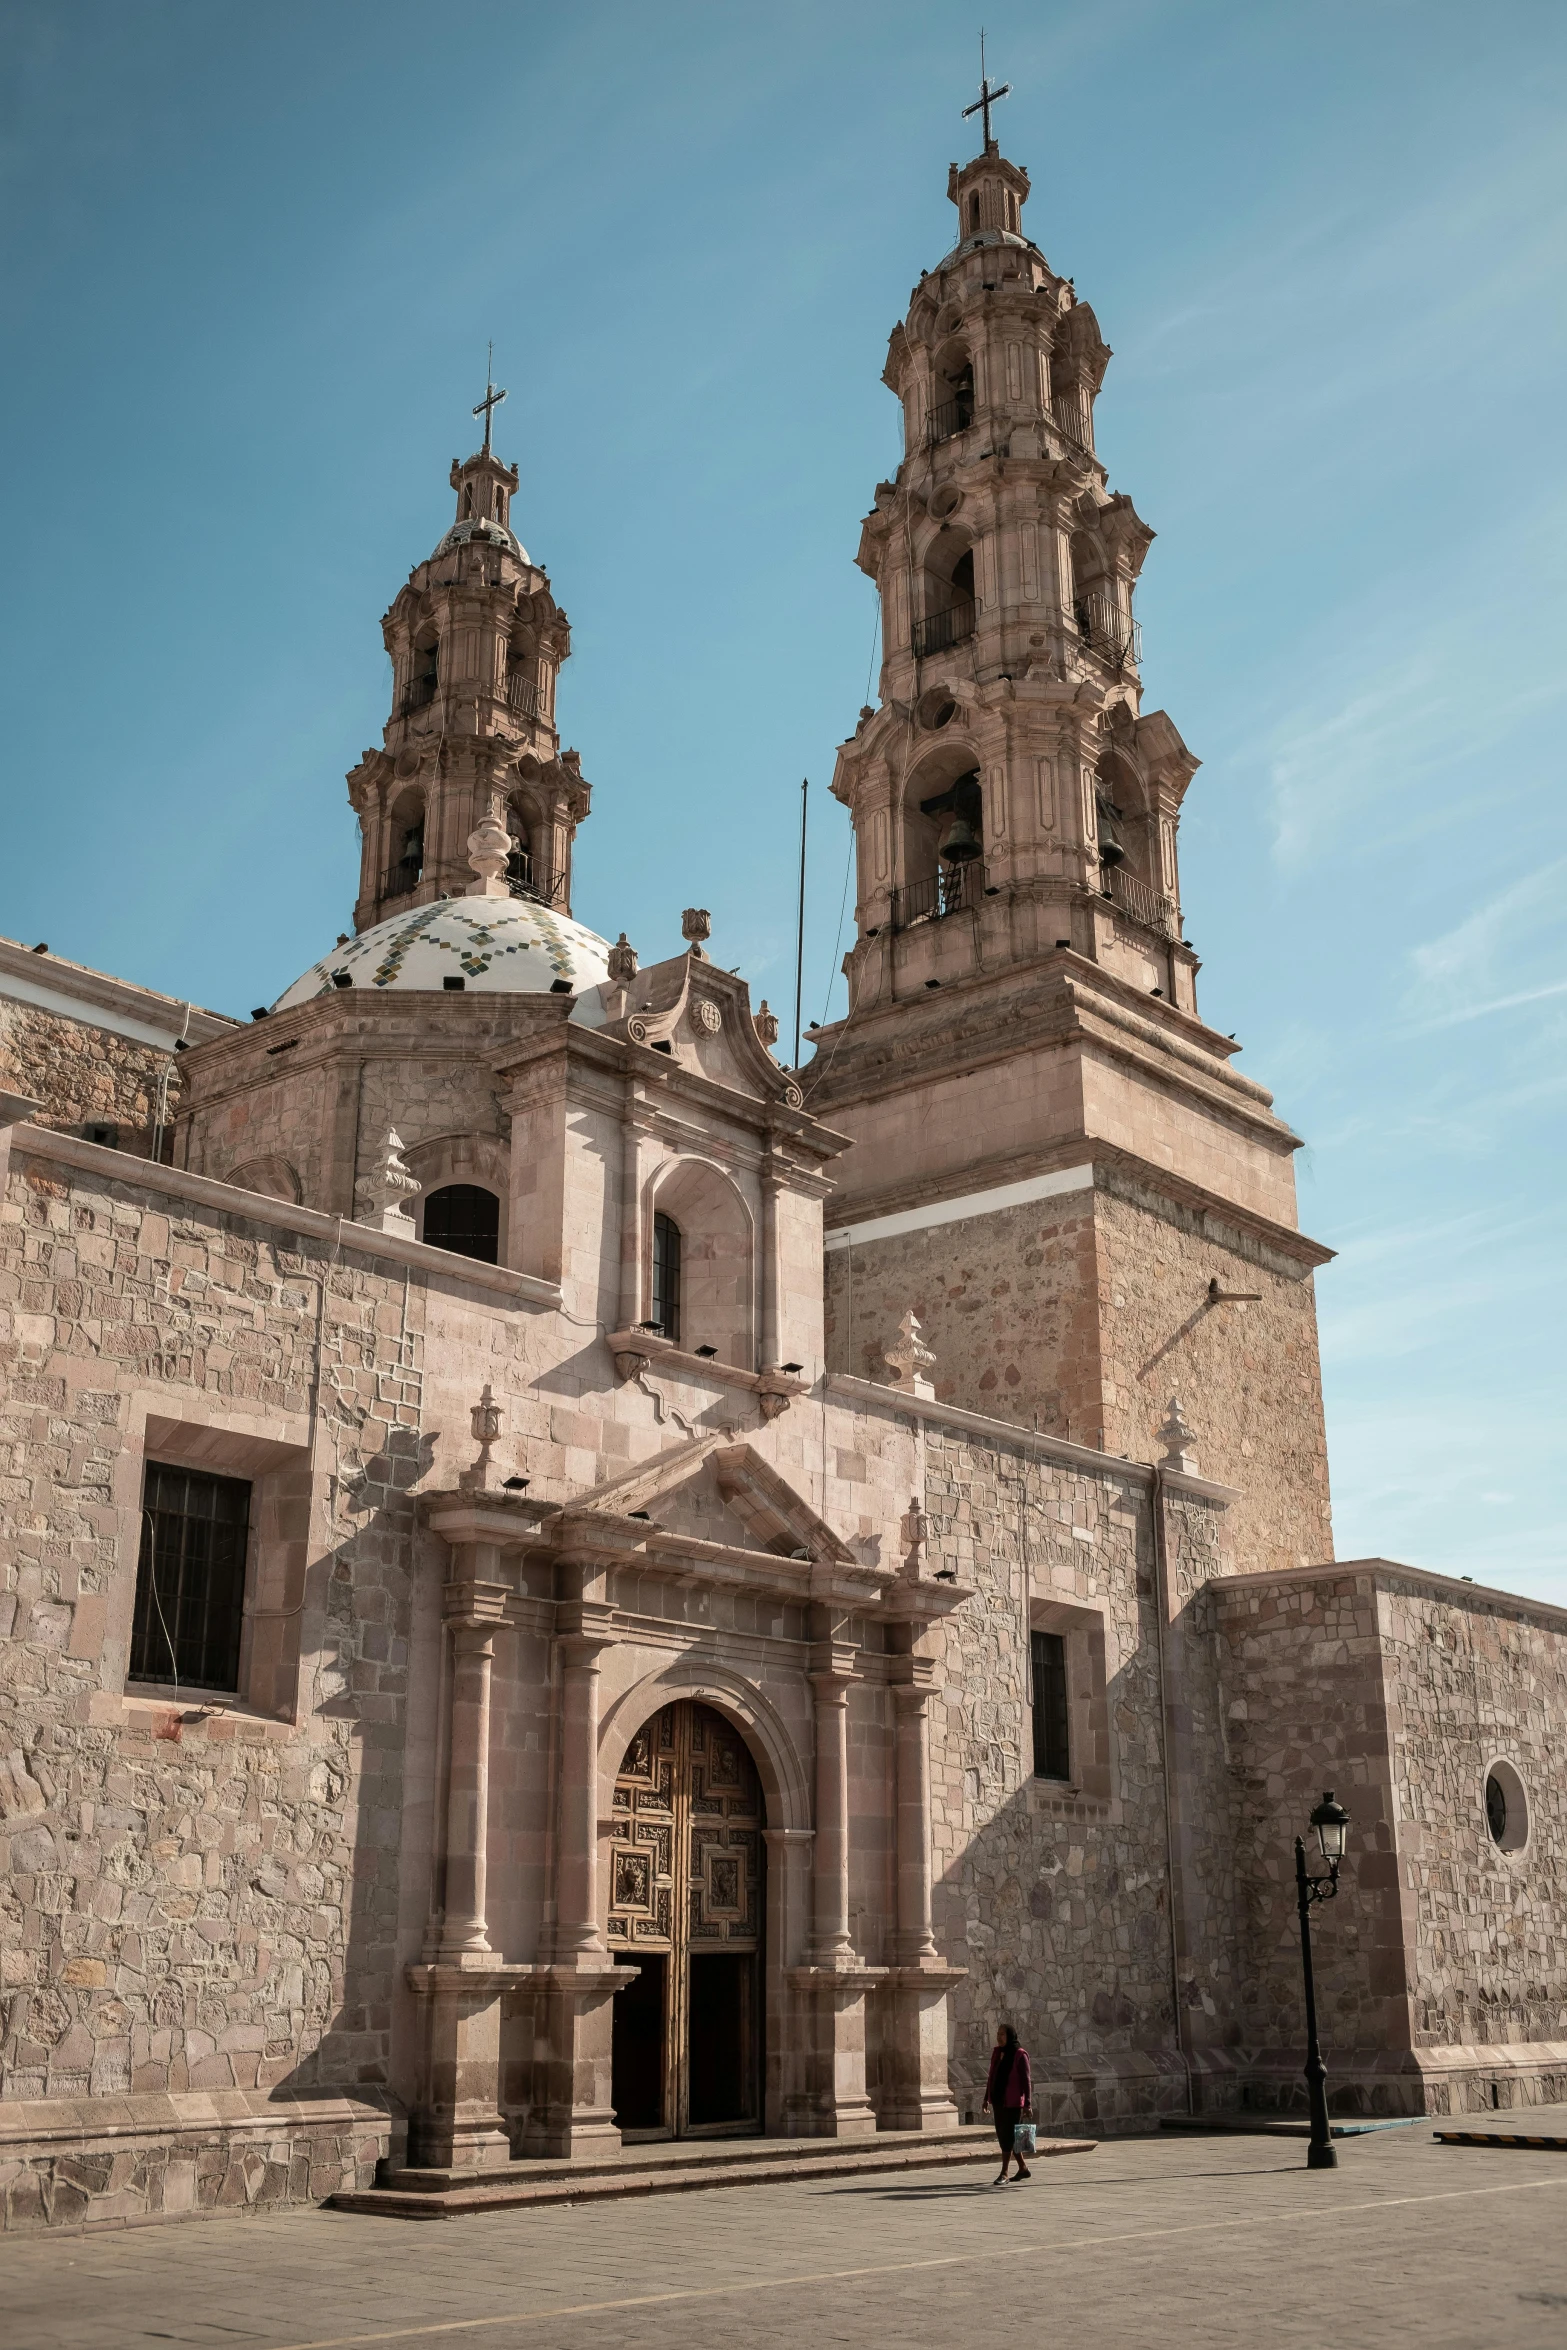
[793,777,809,1070]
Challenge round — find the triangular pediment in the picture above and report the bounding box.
[563,1432,855,1565]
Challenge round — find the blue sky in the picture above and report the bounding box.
[2,1,1563,1598]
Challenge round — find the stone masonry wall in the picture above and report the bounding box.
[917,1425,1197,2130]
[1214,1572,1413,2110]
[0,1144,427,2225]
[824,1186,1105,1444]
[0,1000,174,1158]
[1093,1178,1334,1575]
[1379,1577,1567,2083]
[825,1168,1333,1578]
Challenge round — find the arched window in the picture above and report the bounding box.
[506,819,535,900]
[422,1184,500,1265]
[652,1211,682,1341]
[493,485,506,520]
[406,639,438,713]
[462,483,475,517]
[968,193,980,230]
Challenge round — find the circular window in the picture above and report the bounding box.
[916,688,960,732]
[1484,1760,1528,1853]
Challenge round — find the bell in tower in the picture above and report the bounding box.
[345,366,593,932]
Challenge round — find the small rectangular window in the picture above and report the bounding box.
[1031,1629,1070,1781]
[130,1462,251,1693]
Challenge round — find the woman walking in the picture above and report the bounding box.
[981,2022,1033,2183]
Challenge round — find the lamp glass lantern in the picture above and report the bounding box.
[1310,1790,1350,1867]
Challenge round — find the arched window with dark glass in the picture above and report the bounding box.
[422,1184,500,1265]
[652,1211,681,1342]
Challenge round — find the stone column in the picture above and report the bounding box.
[438,1616,501,1957]
[410,1541,513,2172]
[884,1661,963,2133]
[786,1643,882,2137]
[536,1564,628,2158]
[892,1675,939,1964]
[809,1657,857,1965]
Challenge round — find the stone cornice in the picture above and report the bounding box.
[825,1372,1240,1504]
[819,1132,1332,1278]
[1220,1558,1567,1631]
[8,1126,562,1307]
[0,937,237,1052]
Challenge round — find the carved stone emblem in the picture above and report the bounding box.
[692,999,722,1034]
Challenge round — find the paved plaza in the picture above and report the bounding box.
[4,2126,1567,2350]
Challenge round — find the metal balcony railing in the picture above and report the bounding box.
[912,599,978,659]
[1073,595,1142,671]
[1050,400,1092,452]
[925,395,975,447]
[506,670,541,720]
[401,671,438,715]
[505,852,567,909]
[1103,861,1180,941]
[380,858,423,900]
[889,860,985,932]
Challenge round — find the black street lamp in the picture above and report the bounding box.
[1295,1789,1351,2170]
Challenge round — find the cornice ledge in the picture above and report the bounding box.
[1220,1558,1567,1630]
[824,1372,1151,1483]
[8,1126,562,1308]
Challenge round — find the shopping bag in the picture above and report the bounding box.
[1013,2118,1037,2154]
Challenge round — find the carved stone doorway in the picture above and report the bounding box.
[608,1701,764,2139]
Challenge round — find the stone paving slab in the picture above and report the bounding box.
[5,2125,1567,2350]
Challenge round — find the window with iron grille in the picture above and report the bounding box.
[130,1463,251,1692]
[1031,1629,1070,1781]
[422,1183,500,1265]
[652,1211,682,1342]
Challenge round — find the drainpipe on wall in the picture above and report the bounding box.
[1150,1464,1197,2118]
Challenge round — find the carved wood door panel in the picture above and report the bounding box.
[608,1701,762,2136]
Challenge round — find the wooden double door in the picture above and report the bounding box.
[607,1701,764,2139]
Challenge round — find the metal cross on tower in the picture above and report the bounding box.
[961,30,1011,151]
[472,342,508,455]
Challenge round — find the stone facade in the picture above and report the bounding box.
[2,122,1563,2241]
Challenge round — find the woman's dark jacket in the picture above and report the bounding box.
[984,2044,1032,2110]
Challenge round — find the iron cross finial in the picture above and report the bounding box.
[473,340,508,455]
[961,28,1012,151]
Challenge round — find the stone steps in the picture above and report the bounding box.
[330,2125,1096,2220]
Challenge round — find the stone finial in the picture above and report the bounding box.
[1158,1395,1198,1475]
[754,1000,780,1048]
[459,1383,504,1491]
[883,1311,936,1400]
[354,1128,421,1235]
[607,933,638,983]
[466,800,513,897]
[681,907,711,958]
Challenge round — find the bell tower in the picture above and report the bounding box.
[809,107,1336,1576]
[347,373,591,929]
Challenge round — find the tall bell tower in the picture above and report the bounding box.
[808,106,1336,1575]
[347,373,592,930]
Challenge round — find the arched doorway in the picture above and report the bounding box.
[608,1701,763,2140]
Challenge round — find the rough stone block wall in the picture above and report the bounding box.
[918,1426,1199,2129]
[1093,1177,1334,1575]
[823,1188,1104,1443]
[0,1148,427,2224]
[1380,1580,1567,2071]
[0,1001,173,1158]
[1214,1573,1411,2106]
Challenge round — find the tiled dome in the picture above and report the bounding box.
[433,515,528,562]
[273,892,613,1010]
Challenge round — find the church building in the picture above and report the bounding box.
[2,119,1564,2232]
